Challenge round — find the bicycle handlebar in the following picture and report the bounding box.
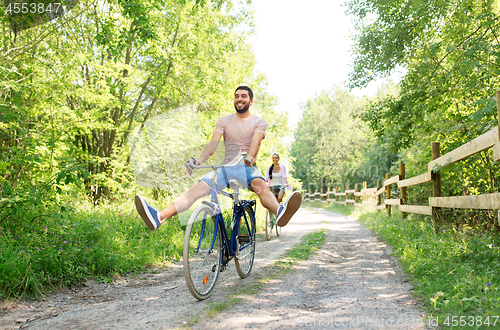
[186,152,249,171]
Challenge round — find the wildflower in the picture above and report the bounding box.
[487,283,491,286]
[46,244,49,246]
[63,241,67,244]
[37,248,40,251]
[44,227,47,230]
[60,248,63,251]
[7,228,10,231]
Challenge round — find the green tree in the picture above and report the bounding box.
[347,0,500,227]
[1,0,257,205]
[291,87,373,191]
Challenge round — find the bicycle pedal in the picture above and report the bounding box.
[238,235,250,244]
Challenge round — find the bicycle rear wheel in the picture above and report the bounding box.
[183,204,222,300]
[235,205,256,278]
[265,209,273,241]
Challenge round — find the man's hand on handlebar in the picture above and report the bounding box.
[186,158,201,176]
[244,154,256,167]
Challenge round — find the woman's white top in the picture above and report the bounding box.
[270,170,283,186]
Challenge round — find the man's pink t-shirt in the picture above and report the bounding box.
[214,113,267,164]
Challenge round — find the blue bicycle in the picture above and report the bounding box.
[182,153,256,300]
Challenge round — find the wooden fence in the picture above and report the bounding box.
[304,92,500,225]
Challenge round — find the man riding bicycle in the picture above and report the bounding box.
[135,86,302,231]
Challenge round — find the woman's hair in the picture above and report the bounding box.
[269,153,280,180]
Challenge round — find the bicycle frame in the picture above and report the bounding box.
[183,153,258,300]
[190,153,256,268]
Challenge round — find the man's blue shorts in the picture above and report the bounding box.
[201,163,265,191]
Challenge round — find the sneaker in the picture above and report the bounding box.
[135,195,161,231]
[276,191,302,227]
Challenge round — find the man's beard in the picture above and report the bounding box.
[234,103,250,113]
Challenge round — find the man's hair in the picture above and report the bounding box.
[235,86,253,99]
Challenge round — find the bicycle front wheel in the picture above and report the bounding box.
[183,204,222,300]
[235,205,256,278]
[265,209,272,241]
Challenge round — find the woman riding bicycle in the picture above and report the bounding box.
[265,153,292,204]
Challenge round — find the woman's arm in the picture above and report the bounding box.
[281,165,292,190]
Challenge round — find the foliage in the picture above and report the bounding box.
[290,87,383,191]
[0,199,185,299]
[347,0,500,152]
[0,0,258,209]
[345,0,500,228]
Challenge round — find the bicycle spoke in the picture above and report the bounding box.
[183,205,222,300]
[235,205,256,278]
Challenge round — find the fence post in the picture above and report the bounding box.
[346,183,349,206]
[354,183,359,205]
[385,173,391,216]
[335,185,339,203]
[497,90,500,141]
[432,142,442,228]
[400,163,407,219]
[363,181,367,205]
[376,180,381,208]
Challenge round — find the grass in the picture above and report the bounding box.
[0,198,186,299]
[305,201,500,329]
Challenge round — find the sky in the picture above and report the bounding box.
[248,0,384,129]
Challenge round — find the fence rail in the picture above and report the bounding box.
[303,91,500,225]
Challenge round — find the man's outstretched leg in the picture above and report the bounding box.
[249,178,302,227]
[135,181,211,231]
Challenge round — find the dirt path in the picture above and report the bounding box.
[1,207,429,329]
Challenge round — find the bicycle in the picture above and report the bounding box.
[264,184,286,240]
[182,153,256,300]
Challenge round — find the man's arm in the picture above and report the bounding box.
[196,132,223,165]
[247,132,265,167]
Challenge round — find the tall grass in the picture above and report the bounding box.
[0,198,185,299]
[305,202,500,328]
